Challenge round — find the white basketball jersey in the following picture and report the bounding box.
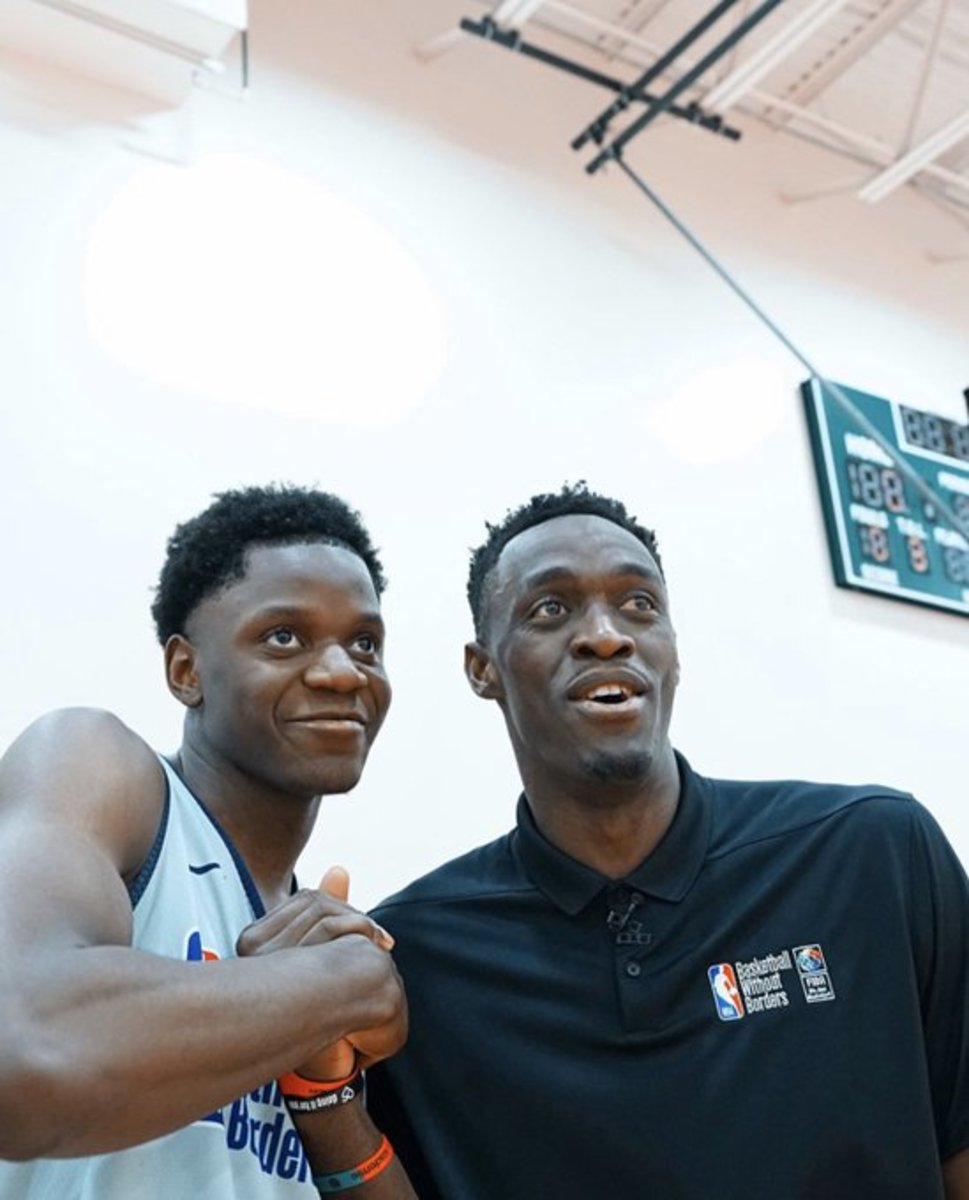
[0,757,317,1199]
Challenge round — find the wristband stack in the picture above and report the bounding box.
[278,1067,364,1114]
[312,1135,395,1193]
[278,1067,397,1191]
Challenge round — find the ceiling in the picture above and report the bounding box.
[0,0,245,103]
[417,0,969,232]
[3,1,967,239]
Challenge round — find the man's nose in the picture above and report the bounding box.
[303,644,367,691]
[571,605,634,658]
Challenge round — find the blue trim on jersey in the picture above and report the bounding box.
[192,795,267,919]
[128,763,171,908]
[148,758,267,916]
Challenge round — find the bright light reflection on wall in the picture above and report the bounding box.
[84,154,446,426]
[645,358,787,464]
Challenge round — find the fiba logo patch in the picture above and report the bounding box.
[708,962,745,1021]
[793,943,835,1003]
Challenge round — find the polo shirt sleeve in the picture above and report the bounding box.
[908,800,969,1162]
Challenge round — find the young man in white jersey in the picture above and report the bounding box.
[0,485,415,1198]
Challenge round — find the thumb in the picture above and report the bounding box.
[320,865,350,902]
[319,865,394,951]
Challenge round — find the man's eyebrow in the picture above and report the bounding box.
[613,561,664,585]
[520,562,663,592]
[519,566,579,592]
[249,604,384,626]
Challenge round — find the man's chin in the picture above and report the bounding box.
[305,759,367,799]
[581,749,654,785]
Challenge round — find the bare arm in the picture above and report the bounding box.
[0,709,399,1160]
[945,1148,969,1199]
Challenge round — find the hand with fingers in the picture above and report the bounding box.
[236,866,407,1080]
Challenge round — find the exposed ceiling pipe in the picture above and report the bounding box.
[416,0,969,207]
[587,0,786,171]
[573,0,745,151]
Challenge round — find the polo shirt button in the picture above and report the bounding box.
[625,961,642,978]
[630,892,644,904]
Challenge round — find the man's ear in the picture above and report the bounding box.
[464,641,503,701]
[165,634,203,709]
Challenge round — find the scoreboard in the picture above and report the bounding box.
[802,378,969,618]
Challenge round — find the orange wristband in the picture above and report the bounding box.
[312,1135,395,1192]
[278,1065,360,1101]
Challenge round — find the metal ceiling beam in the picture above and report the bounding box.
[491,0,547,27]
[779,175,867,204]
[532,3,969,200]
[898,0,951,152]
[418,0,969,216]
[537,2,901,163]
[751,88,969,198]
[858,105,969,201]
[770,0,925,114]
[543,0,666,58]
[414,27,466,60]
[534,8,904,164]
[597,0,682,67]
[703,0,853,112]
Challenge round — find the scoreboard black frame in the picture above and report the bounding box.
[802,378,969,618]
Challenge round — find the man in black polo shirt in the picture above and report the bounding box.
[368,483,969,1199]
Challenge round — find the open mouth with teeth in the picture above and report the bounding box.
[585,684,634,705]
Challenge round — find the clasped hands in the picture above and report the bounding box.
[236,866,405,1082]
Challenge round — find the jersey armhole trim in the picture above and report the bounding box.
[127,759,172,909]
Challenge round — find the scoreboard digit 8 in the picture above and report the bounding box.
[802,378,969,618]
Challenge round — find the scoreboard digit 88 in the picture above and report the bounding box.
[802,378,969,617]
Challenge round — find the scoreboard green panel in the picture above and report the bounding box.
[802,378,969,618]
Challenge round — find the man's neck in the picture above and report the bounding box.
[524,747,681,879]
[172,742,319,910]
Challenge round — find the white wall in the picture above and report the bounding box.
[1,0,967,908]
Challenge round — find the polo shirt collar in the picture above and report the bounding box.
[513,752,712,915]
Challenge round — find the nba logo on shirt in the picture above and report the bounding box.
[185,930,220,962]
[708,962,745,1021]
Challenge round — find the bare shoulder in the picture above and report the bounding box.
[0,707,166,879]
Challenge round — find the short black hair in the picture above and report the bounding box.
[467,482,662,640]
[152,484,386,644]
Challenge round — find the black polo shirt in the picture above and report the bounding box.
[368,756,969,1199]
